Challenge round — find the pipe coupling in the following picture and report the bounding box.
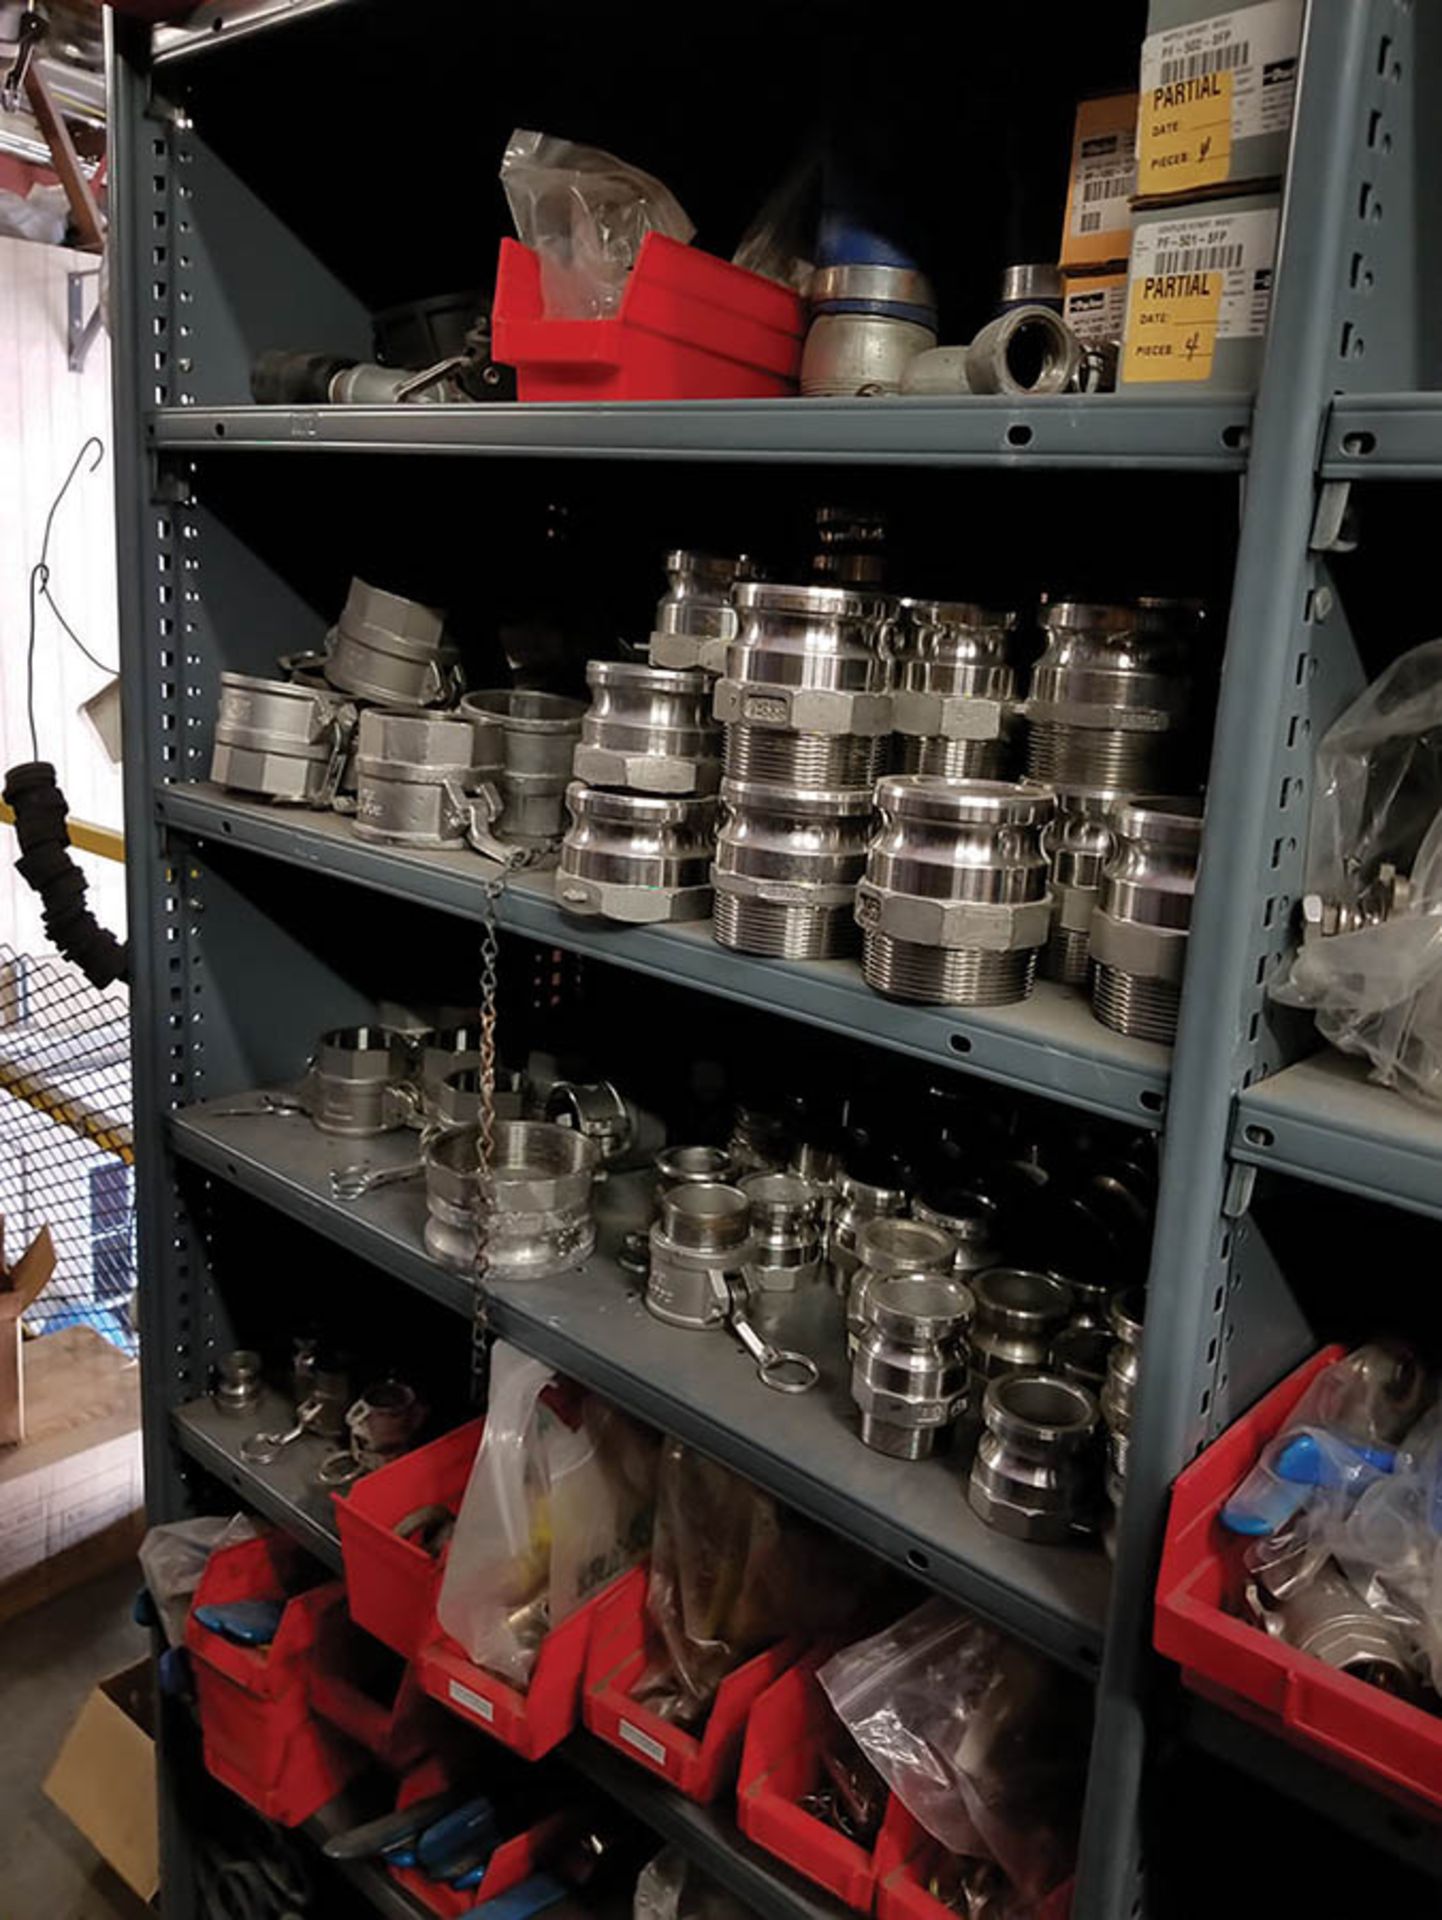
[968,1372,1100,1541]
[211,671,357,806]
[558,784,717,924]
[351,709,504,850]
[846,1214,959,1355]
[324,578,456,708]
[647,1183,753,1328]
[422,1120,598,1277]
[1089,800,1204,1043]
[573,660,721,794]
[852,1274,974,1459]
[303,1026,417,1136]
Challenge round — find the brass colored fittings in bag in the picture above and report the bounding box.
[1024,599,1197,791]
[846,1215,959,1357]
[855,778,1055,1007]
[351,709,504,850]
[303,1026,418,1136]
[558,785,717,925]
[892,603,1020,780]
[968,1372,1100,1541]
[211,671,357,805]
[648,550,747,674]
[324,578,457,708]
[742,1171,826,1306]
[460,690,586,851]
[646,1182,754,1329]
[1089,799,1204,1043]
[713,779,875,961]
[828,1169,911,1299]
[573,661,721,795]
[852,1274,974,1460]
[1040,787,1126,987]
[423,1119,598,1278]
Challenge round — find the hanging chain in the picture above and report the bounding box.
[470,868,506,1404]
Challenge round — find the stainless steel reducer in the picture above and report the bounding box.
[713,779,874,961]
[423,1120,598,1278]
[302,1026,417,1136]
[211,672,356,805]
[460,690,586,850]
[557,784,716,925]
[1040,788,1126,987]
[1089,799,1204,1043]
[852,1274,974,1459]
[648,550,747,675]
[968,1372,1100,1541]
[855,778,1054,1007]
[891,603,1019,780]
[351,709,504,850]
[324,578,457,709]
[1024,600,1196,791]
[573,660,720,795]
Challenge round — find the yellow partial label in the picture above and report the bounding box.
[1139,71,1233,194]
[1121,271,1223,384]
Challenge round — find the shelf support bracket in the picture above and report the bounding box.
[1309,479,1356,553]
[67,269,102,373]
[1221,1161,1256,1221]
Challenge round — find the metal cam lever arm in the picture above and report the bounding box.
[724,1281,819,1394]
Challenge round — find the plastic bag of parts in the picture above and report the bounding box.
[731,150,822,296]
[436,1340,657,1686]
[500,128,695,321]
[818,1598,1089,1906]
[641,1439,865,1727]
[138,1514,259,1647]
[634,1846,758,1920]
[1277,638,1442,1105]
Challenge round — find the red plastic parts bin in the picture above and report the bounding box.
[583,1564,800,1803]
[309,1593,439,1771]
[184,1532,364,1825]
[385,1753,570,1918]
[1155,1342,1442,1811]
[874,1803,1073,1920]
[335,1418,483,1659]
[737,1652,883,1908]
[491,233,805,403]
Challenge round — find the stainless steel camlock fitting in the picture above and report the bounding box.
[573,661,721,794]
[856,778,1055,1008]
[910,1188,999,1278]
[1089,799,1204,1044]
[829,1169,911,1298]
[323,578,457,709]
[852,1274,974,1459]
[1024,599,1198,791]
[648,550,748,675]
[801,265,938,397]
[741,1172,826,1316]
[423,1119,598,1278]
[545,1078,664,1171]
[968,1372,1100,1541]
[846,1215,959,1357]
[211,671,357,806]
[557,784,717,925]
[432,1064,526,1132]
[654,1144,739,1207]
[891,603,1020,780]
[712,778,874,961]
[302,1026,418,1137]
[1039,788,1126,987]
[350,709,506,852]
[459,690,586,852]
[968,1268,1074,1390]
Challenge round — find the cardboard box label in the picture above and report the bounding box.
[1139,0,1303,192]
[1069,124,1137,243]
[1122,206,1278,382]
[1064,277,1128,345]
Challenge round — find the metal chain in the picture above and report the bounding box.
[470,868,506,1404]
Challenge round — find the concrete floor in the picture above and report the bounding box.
[0,1563,153,1920]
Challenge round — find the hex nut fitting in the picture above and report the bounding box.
[571,743,721,795]
[555,877,713,925]
[649,630,731,676]
[854,880,1054,952]
[714,869,860,911]
[1088,908,1189,983]
[891,689,1012,742]
[1054,880,1100,934]
[713,678,894,738]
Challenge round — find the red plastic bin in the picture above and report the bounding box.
[385,1752,571,1918]
[584,1564,800,1803]
[335,1418,483,1660]
[417,1575,617,1761]
[309,1593,440,1771]
[874,1802,1073,1920]
[491,233,806,403]
[184,1532,364,1825]
[737,1651,882,1908]
[1155,1342,1442,1811]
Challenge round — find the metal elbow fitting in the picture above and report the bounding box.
[856,778,1055,1007]
[648,549,747,674]
[851,1274,974,1458]
[557,784,717,925]
[891,602,1020,780]
[211,672,357,806]
[323,579,456,709]
[801,265,938,397]
[1039,788,1127,986]
[1024,599,1198,791]
[964,305,1082,396]
[846,1215,959,1356]
[1089,800,1204,1044]
[573,661,721,795]
[969,1372,1100,1540]
[351,709,505,851]
[712,778,875,960]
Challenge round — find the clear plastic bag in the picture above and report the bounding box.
[731,151,821,295]
[436,1341,656,1686]
[818,1599,1089,1905]
[138,1515,258,1646]
[1278,639,1442,1103]
[500,129,695,321]
[634,1846,757,1920]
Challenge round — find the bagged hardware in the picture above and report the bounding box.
[139,1515,259,1647]
[500,129,695,320]
[436,1342,657,1686]
[818,1598,1089,1904]
[634,1845,757,1920]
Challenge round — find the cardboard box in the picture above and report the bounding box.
[1137,0,1303,197]
[1063,270,1128,346]
[1060,93,1138,270]
[1120,188,1281,392]
[44,1658,159,1904]
[0,1219,55,1445]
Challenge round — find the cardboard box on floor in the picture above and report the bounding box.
[44,1658,159,1904]
[0,1218,56,1446]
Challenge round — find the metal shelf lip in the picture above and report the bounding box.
[158,785,1170,1128]
[174,1388,346,1571]
[145,395,1252,469]
[1232,1052,1442,1221]
[151,0,356,63]
[168,1101,1113,1674]
[1321,394,1442,478]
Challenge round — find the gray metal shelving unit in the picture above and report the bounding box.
[108,2,1442,1915]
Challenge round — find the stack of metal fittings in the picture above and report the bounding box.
[855,778,1055,1007]
[713,780,876,959]
[801,264,938,396]
[1039,788,1126,987]
[302,1027,418,1136]
[573,661,721,794]
[349,709,505,850]
[1023,599,1197,791]
[891,603,1020,779]
[648,550,747,675]
[728,1105,790,1174]
[214,1349,262,1413]
[323,579,457,709]
[846,1214,958,1357]
[1089,798,1204,1043]
[998,263,1064,312]
[812,506,887,587]
[742,1172,825,1323]
[545,1078,664,1171]
[1099,1288,1144,1550]
[557,784,718,925]
[210,672,357,805]
[654,1144,738,1206]
[459,689,585,855]
[646,1183,752,1329]
[1051,1324,1113,1397]
[431,1064,526,1132]
[828,1166,910,1299]
[851,1275,974,1459]
[416,1026,482,1109]
[910,1186,999,1279]
[967,1268,1074,1409]
[422,1119,598,1277]
[968,1372,1100,1540]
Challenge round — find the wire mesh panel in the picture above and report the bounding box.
[0,944,134,1353]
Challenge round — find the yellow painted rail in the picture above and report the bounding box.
[0,801,124,864]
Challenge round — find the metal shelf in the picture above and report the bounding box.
[175,1386,347,1569]
[151,0,355,63]
[144,396,1252,470]
[169,1099,1113,1674]
[1321,395,1442,479]
[159,786,1170,1128]
[1232,1051,1442,1221]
